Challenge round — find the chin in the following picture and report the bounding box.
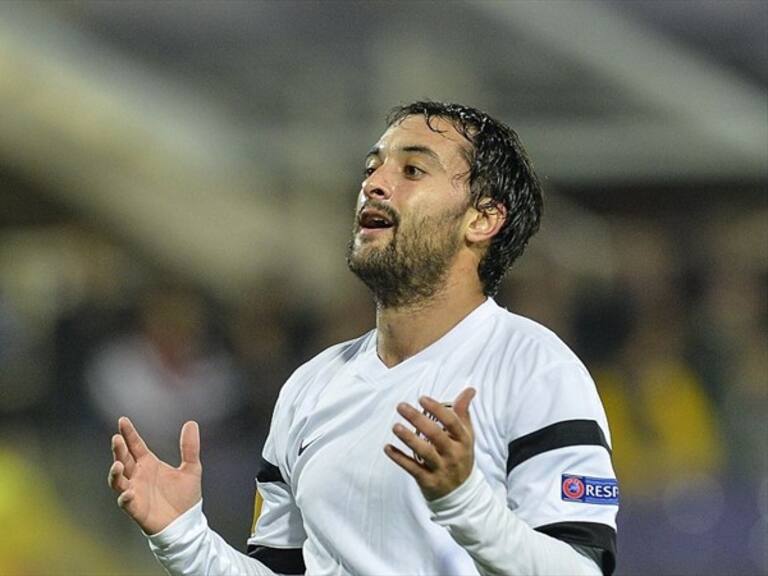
[354,234,389,252]
[349,245,376,265]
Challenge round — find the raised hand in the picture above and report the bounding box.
[384,387,476,501]
[108,417,203,535]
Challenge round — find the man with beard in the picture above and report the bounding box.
[108,102,618,576]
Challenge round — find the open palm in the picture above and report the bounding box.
[108,417,202,535]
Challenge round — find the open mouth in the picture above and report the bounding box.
[358,207,396,231]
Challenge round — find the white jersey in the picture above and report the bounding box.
[247,298,618,575]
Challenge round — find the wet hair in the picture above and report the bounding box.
[387,101,543,296]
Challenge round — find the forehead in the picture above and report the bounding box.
[374,115,470,168]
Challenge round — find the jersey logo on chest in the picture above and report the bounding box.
[414,402,453,463]
[298,435,322,456]
[421,402,453,427]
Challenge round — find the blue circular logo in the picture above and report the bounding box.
[562,476,585,500]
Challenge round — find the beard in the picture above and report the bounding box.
[346,204,466,309]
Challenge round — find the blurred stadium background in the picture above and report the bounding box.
[0,1,765,574]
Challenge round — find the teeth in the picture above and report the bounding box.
[360,211,392,228]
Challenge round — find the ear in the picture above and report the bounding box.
[465,199,507,246]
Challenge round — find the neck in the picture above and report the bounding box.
[375,266,487,368]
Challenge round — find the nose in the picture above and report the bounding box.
[362,166,393,201]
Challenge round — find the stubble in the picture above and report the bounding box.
[346,207,465,309]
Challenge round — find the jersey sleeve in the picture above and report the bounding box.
[247,400,307,574]
[428,464,603,576]
[505,361,618,575]
[148,500,281,576]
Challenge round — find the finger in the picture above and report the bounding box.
[117,488,135,511]
[393,423,440,470]
[452,387,476,430]
[418,396,469,443]
[384,444,429,483]
[179,420,201,470]
[119,417,151,461]
[112,434,136,478]
[108,461,130,493]
[396,403,452,453]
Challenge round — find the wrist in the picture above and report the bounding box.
[145,499,204,543]
[426,463,483,512]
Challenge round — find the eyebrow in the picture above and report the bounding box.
[365,144,445,169]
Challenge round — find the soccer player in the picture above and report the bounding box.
[108,101,618,575]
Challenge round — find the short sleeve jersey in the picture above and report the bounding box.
[247,298,618,575]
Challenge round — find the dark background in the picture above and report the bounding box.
[0,1,765,574]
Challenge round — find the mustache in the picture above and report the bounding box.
[357,200,400,227]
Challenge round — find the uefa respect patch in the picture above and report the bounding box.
[561,474,619,505]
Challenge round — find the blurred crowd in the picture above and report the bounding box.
[0,201,765,575]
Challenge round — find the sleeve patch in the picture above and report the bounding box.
[561,474,619,505]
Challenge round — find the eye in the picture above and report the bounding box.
[404,165,425,178]
[362,165,376,178]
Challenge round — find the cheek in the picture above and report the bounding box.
[407,187,464,220]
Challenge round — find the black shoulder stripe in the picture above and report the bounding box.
[535,521,616,576]
[247,545,305,575]
[507,419,610,473]
[256,456,285,484]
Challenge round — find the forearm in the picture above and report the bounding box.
[427,466,601,576]
[146,501,279,576]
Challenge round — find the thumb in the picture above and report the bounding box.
[179,421,201,469]
[453,387,476,429]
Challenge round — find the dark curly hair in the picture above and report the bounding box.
[386,101,543,297]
